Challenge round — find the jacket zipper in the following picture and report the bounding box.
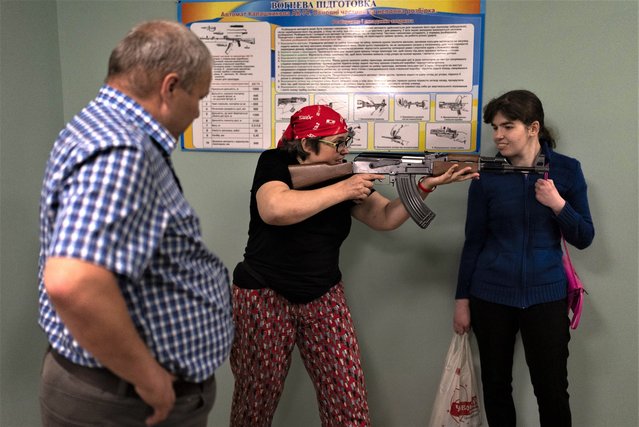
[522,174,529,308]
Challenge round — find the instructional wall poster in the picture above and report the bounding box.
[178,0,486,153]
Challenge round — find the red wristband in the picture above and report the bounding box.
[417,178,436,193]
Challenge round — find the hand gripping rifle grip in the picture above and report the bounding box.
[396,174,436,229]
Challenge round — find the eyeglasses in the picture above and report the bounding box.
[317,128,355,152]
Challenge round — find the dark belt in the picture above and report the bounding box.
[49,348,212,398]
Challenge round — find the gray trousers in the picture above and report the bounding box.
[39,349,216,427]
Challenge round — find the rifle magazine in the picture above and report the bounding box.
[396,175,436,229]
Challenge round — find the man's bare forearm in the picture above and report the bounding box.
[43,257,170,388]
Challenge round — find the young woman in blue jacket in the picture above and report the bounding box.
[453,90,594,426]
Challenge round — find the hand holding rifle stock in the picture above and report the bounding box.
[289,152,548,229]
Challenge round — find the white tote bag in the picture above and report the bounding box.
[428,333,482,427]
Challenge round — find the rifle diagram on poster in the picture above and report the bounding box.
[179,0,486,153]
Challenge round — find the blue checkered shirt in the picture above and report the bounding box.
[38,85,233,382]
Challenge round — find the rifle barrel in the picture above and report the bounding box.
[479,158,548,174]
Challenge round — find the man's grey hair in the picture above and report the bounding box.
[107,20,211,97]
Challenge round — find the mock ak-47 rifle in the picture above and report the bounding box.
[289,152,548,229]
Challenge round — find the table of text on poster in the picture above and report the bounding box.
[200,81,264,148]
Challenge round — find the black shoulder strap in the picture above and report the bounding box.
[150,137,183,193]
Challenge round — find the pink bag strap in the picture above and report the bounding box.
[549,169,586,293]
[545,170,573,260]
[562,234,588,295]
[562,235,572,262]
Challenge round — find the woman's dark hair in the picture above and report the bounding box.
[483,90,556,148]
[279,137,322,161]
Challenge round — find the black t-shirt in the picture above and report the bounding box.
[233,148,354,303]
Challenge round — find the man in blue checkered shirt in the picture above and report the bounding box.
[38,20,233,427]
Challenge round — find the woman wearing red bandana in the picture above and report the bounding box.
[230,105,477,426]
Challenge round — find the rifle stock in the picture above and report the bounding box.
[289,161,353,189]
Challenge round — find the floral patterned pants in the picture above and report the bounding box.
[230,283,371,427]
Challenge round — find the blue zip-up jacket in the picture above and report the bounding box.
[456,143,594,308]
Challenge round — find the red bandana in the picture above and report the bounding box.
[278,105,348,147]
